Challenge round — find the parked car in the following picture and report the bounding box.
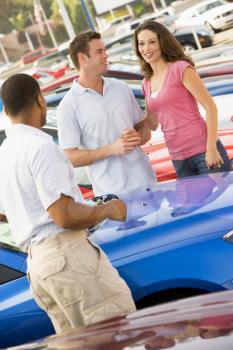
[41,67,143,93]
[106,24,214,59]
[114,10,175,37]
[191,44,233,62]
[44,79,233,137]
[205,75,233,95]
[1,171,233,347]
[196,55,233,69]
[6,289,233,350]
[20,47,56,66]
[175,0,233,32]
[198,61,233,77]
[32,64,69,81]
[33,52,69,68]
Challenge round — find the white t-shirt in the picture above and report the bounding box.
[57,77,156,196]
[0,124,84,250]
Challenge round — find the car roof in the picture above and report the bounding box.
[185,0,226,9]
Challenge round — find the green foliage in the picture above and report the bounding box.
[0,0,32,33]
[0,0,95,39]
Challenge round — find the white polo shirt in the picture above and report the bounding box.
[0,124,84,251]
[57,77,156,196]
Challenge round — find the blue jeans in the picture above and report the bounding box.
[172,140,232,178]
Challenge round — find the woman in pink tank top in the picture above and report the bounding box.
[134,20,231,178]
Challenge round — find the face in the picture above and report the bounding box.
[137,30,162,64]
[85,39,108,75]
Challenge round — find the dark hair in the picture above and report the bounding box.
[69,31,101,70]
[134,20,194,79]
[0,73,40,116]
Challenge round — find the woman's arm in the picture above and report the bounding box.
[145,101,159,131]
[134,118,151,145]
[183,67,223,168]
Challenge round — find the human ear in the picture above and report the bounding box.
[78,52,88,66]
[3,107,9,117]
[37,94,46,108]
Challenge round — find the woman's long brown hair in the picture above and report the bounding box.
[134,20,194,79]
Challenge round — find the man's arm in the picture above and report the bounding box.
[64,135,141,167]
[48,194,127,229]
[0,213,7,222]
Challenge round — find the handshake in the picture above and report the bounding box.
[111,128,141,156]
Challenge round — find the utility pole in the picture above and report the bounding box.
[40,1,58,48]
[25,31,35,50]
[28,11,44,47]
[56,0,76,39]
[160,0,167,8]
[0,40,10,64]
[150,0,157,12]
[81,0,95,31]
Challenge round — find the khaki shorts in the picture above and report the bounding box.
[27,230,136,333]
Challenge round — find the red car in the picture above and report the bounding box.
[7,289,233,350]
[41,61,233,94]
[32,65,69,81]
[41,69,143,93]
[198,62,233,79]
[21,47,56,66]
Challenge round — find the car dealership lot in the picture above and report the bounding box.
[0,9,233,350]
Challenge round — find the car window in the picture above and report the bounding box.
[131,21,140,30]
[0,263,25,283]
[106,35,133,50]
[197,0,226,14]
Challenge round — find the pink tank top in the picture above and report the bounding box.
[142,61,207,160]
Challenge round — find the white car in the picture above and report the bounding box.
[114,9,175,37]
[175,0,233,32]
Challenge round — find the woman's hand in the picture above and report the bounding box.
[205,148,224,169]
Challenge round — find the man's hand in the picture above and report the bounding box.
[121,128,140,140]
[110,129,141,156]
[105,199,127,221]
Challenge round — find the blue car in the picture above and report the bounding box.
[205,76,233,96]
[1,172,233,347]
[45,82,146,111]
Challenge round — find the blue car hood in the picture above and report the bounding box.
[92,173,233,261]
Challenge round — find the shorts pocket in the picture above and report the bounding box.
[38,256,66,279]
[83,292,136,325]
[35,255,84,308]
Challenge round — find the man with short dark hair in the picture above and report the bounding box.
[57,31,156,197]
[0,73,136,333]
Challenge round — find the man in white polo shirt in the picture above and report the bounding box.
[57,31,156,197]
[0,74,136,334]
